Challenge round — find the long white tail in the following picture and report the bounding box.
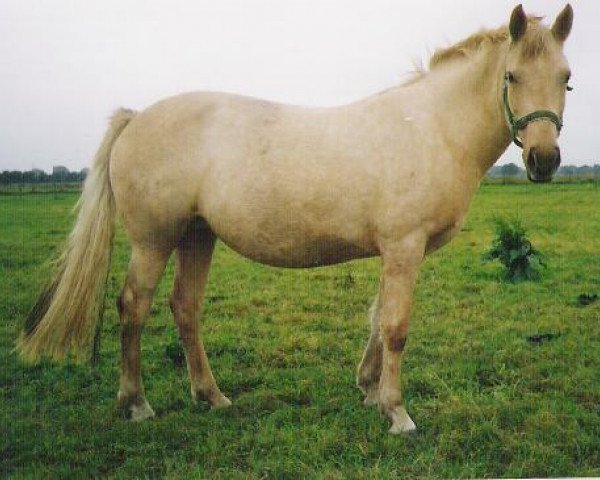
[17,108,136,362]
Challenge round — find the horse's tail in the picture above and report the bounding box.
[17,108,136,363]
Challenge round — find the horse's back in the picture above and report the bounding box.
[109,91,383,265]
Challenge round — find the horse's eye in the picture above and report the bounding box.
[505,71,516,83]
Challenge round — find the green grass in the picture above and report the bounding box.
[1,184,599,478]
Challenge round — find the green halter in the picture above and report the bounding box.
[502,74,563,148]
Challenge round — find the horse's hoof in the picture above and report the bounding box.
[118,398,155,422]
[117,391,155,421]
[192,387,232,408]
[211,394,232,409]
[129,399,156,422]
[387,406,417,435]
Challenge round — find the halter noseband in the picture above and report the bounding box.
[502,74,563,148]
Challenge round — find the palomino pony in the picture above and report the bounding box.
[18,5,573,434]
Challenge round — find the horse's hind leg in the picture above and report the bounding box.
[117,245,170,421]
[170,225,231,408]
[356,295,383,405]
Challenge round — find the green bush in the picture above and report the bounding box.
[483,218,545,282]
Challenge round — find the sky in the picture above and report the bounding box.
[0,0,597,172]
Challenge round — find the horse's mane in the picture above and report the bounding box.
[429,16,549,70]
[381,16,553,93]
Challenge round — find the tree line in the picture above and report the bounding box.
[0,168,88,185]
[487,163,600,178]
[2,164,599,185]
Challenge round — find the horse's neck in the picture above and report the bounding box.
[403,45,512,179]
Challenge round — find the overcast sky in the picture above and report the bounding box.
[0,0,597,172]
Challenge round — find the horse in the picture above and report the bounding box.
[18,4,573,434]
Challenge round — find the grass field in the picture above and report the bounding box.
[1,184,599,479]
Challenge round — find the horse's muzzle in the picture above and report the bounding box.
[526,147,561,183]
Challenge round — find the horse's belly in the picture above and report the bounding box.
[213,224,377,268]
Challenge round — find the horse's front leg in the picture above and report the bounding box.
[377,235,424,434]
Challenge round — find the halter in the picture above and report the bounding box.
[502,74,563,148]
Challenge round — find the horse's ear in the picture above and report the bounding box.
[551,4,573,42]
[509,4,527,42]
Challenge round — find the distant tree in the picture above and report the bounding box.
[31,168,46,182]
[51,166,70,182]
[22,171,36,183]
[558,165,576,177]
[500,163,520,176]
[500,163,521,183]
[6,171,23,184]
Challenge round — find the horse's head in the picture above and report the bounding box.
[503,4,573,183]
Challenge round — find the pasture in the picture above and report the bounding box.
[1,183,599,478]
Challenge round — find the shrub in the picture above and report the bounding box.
[483,218,545,282]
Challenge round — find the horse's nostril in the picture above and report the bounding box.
[527,146,560,177]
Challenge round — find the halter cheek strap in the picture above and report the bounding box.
[502,75,563,148]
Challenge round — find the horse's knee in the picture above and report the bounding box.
[382,323,408,353]
[385,333,407,352]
